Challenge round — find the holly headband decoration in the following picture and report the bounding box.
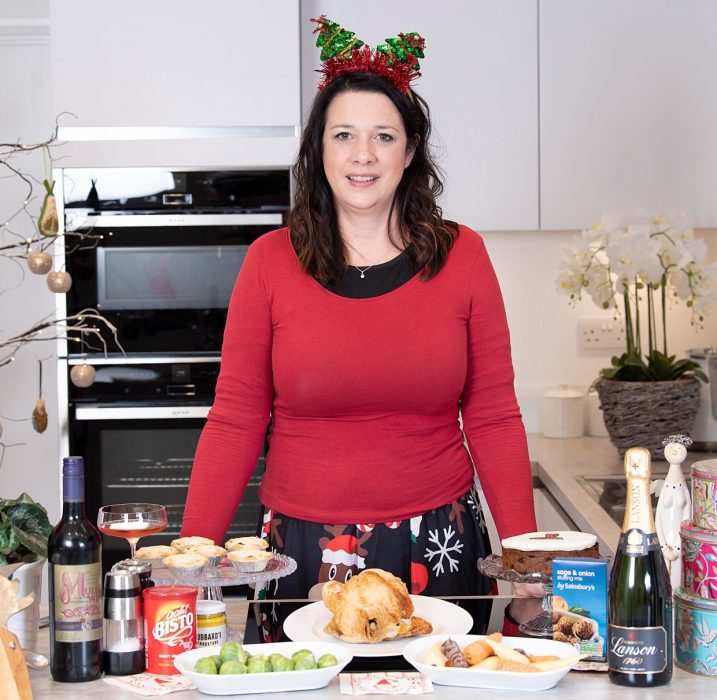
[311,15,425,95]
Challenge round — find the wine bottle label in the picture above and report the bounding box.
[608,624,668,674]
[52,563,103,642]
[618,528,661,557]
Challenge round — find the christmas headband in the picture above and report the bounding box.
[311,15,425,95]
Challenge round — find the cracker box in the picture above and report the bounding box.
[552,558,608,662]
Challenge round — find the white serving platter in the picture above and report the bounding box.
[283,595,472,657]
[174,641,351,695]
[402,634,581,692]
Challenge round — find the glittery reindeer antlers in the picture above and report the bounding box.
[311,15,426,95]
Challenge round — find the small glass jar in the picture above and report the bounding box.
[196,599,227,648]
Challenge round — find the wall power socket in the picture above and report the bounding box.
[577,316,626,351]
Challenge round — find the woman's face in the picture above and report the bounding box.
[322,90,415,221]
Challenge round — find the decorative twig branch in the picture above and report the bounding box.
[0,309,125,368]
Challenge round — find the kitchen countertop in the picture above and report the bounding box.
[28,598,708,698]
[28,436,717,697]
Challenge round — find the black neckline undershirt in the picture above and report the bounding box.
[322,250,418,299]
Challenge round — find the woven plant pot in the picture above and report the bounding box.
[596,377,702,459]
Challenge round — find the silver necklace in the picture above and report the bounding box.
[351,264,374,279]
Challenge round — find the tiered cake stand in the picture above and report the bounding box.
[477,554,553,637]
[150,553,297,596]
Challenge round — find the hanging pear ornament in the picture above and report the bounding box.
[27,251,52,274]
[32,398,48,434]
[31,359,48,433]
[38,179,59,236]
[70,364,96,388]
[47,270,72,293]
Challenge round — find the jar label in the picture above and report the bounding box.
[197,626,227,647]
[608,624,668,674]
[53,563,103,642]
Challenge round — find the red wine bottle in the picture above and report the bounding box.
[48,456,103,682]
[608,447,672,687]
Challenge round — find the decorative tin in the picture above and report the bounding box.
[691,459,717,530]
[681,521,717,599]
[675,589,717,677]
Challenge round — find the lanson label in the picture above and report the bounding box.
[608,624,668,674]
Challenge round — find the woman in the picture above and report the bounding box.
[182,21,537,614]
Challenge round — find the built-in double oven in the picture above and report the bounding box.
[56,168,290,569]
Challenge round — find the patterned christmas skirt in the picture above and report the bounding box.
[254,485,493,642]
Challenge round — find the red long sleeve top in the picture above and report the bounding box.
[182,225,537,543]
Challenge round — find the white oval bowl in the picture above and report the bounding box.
[174,641,352,695]
[403,634,581,692]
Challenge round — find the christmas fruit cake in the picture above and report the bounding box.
[501,531,599,576]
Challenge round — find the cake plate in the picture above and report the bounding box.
[477,554,553,638]
[150,553,297,597]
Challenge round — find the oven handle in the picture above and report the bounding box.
[65,212,283,230]
[75,406,210,420]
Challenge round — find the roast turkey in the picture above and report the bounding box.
[322,568,433,643]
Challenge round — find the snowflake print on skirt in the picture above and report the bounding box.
[425,525,464,576]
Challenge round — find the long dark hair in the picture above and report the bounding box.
[288,71,457,283]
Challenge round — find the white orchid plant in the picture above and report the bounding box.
[557,210,717,382]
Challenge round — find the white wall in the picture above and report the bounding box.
[1,1,717,530]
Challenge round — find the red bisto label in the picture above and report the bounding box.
[143,586,197,674]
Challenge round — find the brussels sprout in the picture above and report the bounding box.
[219,659,247,675]
[219,641,242,661]
[194,657,219,674]
[220,641,250,664]
[247,655,272,673]
[269,653,293,672]
[317,653,338,668]
[290,649,315,663]
[293,655,318,671]
[208,654,223,670]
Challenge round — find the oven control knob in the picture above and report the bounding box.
[70,364,96,388]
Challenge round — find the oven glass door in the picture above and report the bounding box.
[71,411,265,572]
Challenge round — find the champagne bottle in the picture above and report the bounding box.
[48,456,103,682]
[608,447,672,686]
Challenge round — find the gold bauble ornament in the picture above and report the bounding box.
[47,270,73,293]
[27,251,52,275]
[70,364,96,388]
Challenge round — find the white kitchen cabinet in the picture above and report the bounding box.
[540,0,717,229]
[50,0,300,130]
[300,0,539,231]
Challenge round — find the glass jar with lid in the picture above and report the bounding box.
[196,599,227,648]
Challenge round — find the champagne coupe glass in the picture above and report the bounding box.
[98,503,168,560]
